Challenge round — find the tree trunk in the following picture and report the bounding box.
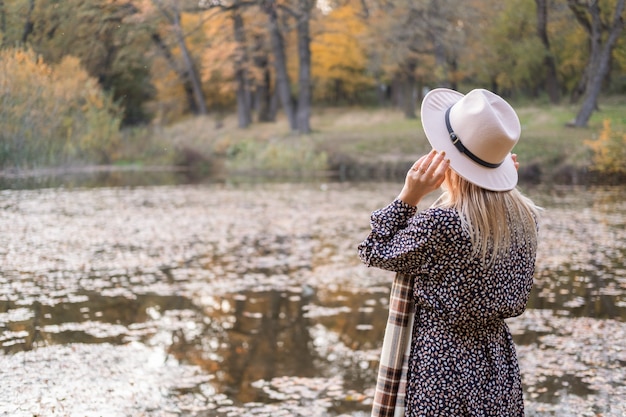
[256,66,273,122]
[295,0,313,134]
[428,1,449,88]
[171,9,208,115]
[570,68,589,104]
[0,1,5,46]
[252,34,273,122]
[391,75,402,108]
[262,0,297,131]
[375,80,386,107]
[269,84,279,121]
[571,0,625,127]
[402,79,416,119]
[567,0,594,103]
[449,57,459,91]
[416,77,424,104]
[535,0,560,104]
[151,33,198,114]
[489,77,499,95]
[232,10,252,128]
[402,62,417,119]
[334,79,342,104]
[21,0,35,43]
[433,39,449,88]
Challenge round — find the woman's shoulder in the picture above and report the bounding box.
[414,207,470,247]
[418,206,459,220]
[412,207,462,231]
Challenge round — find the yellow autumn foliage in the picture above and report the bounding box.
[199,9,238,107]
[150,9,236,123]
[585,119,626,174]
[0,47,123,168]
[311,4,373,102]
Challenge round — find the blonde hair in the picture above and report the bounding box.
[434,170,540,266]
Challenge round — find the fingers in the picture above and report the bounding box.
[399,150,449,206]
[412,150,447,176]
[410,151,432,173]
[400,150,449,206]
[420,149,437,173]
[432,153,450,184]
[511,153,519,171]
[407,150,449,185]
[410,149,438,174]
[425,150,447,177]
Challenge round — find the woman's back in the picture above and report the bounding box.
[410,205,536,328]
[434,170,539,268]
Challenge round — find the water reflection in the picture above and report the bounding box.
[0,292,198,354]
[0,279,385,411]
[0,182,625,416]
[168,287,386,409]
[527,185,626,321]
[528,257,626,319]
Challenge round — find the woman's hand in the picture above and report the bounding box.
[512,153,519,170]
[398,149,450,207]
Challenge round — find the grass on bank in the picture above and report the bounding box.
[124,96,626,183]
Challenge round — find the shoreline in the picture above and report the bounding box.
[0,159,624,187]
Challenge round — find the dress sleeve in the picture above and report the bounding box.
[357,199,438,274]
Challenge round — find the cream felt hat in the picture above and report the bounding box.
[420,88,521,191]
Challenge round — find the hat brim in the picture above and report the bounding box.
[420,88,518,192]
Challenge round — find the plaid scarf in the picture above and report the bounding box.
[371,273,416,417]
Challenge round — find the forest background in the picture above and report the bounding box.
[1,0,626,184]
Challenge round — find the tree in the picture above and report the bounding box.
[147,0,209,116]
[198,6,241,124]
[22,0,155,124]
[200,0,295,130]
[232,8,253,127]
[204,0,258,128]
[260,0,298,131]
[0,0,36,45]
[536,0,561,103]
[21,0,34,42]
[293,0,315,134]
[363,0,465,118]
[462,0,545,96]
[568,0,626,127]
[361,1,427,118]
[251,31,276,122]
[230,8,277,124]
[243,0,316,133]
[310,3,372,104]
[0,47,123,168]
[0,1,4,45]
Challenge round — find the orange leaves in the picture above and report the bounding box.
[311,4,373,100]
[585,119,626,174]
[200,10,238,87]
[0,47,123,168]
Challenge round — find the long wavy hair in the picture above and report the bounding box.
[434,170,540,266]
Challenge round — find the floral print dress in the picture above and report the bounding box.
[358,199,537,417]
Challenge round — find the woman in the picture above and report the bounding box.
[358,88,540,416]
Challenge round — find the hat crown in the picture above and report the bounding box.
[449,89,520,166]
[420,87,520,191]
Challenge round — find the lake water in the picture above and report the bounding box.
[0,176,624,416]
